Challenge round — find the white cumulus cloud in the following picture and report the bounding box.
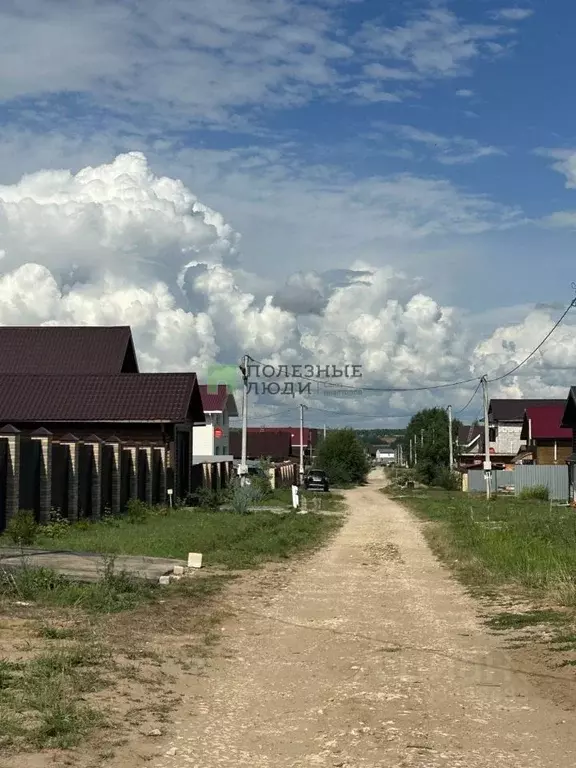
[0,152,572,424]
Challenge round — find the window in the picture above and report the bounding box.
[489,427,496,442]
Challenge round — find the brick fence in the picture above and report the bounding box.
[0,425,233,531]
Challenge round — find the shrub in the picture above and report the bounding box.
[433,467,461,491]
[125,499,150,524]
[6,509,38,546]
[41,508,70,539]
[518,485,549,501]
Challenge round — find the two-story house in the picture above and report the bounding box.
[193,384,238,457]
[488,399,566,462]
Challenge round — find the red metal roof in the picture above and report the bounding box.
[198,384,238,416]
[0,373,202,423]
[0,325,139,374]
[521,405,572,440]
[247,426,318,446]
[229,430,292,460]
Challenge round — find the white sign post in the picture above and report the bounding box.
[291,484,299,510]
[167,488,173,507]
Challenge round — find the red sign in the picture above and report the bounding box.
[214,427,223,439]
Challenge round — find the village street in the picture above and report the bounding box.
[149,472,576,767]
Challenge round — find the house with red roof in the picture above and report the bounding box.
[520,405,572,465]
[194,384,238,457]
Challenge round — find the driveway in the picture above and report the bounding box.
[151,471,576,767]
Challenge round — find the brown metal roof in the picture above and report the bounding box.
[0,325,139,374]
[488,399,565,423]
[0,373,202,423]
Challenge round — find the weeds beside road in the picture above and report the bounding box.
[0,498,346,762]
[386,485,576,669]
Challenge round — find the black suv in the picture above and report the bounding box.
[304,469,329,492]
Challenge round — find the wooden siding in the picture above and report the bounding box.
[534,439,572,465]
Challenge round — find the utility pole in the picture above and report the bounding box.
[299,403,307,485]
[239,355,249,486]
[409,437,413,466]
[323,423,327,440]
[481,375,491,500]
[421,429,424,447]
[448,405,454,469]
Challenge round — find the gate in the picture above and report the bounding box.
[78,443,94,518]
[19,437,41,520]
[0,439,8,532]
[51,443,70,518]
[137,448,148,501]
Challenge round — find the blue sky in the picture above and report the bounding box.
[1,0,576,424]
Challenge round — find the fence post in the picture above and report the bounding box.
[144,446,153,505]
[153,445,167,506]
[31,428,53,524]
[105,437,122,515]
[0,425,20,524]
[85,435,103,520]
[126,445,138,502]
[60,434,80,523]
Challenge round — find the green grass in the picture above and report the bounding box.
[27,507,343,569]
[0,642,107,751]
[254,488,346,512]
[0,564,158,613]
[397,489,576,602]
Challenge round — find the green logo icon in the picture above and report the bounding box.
[207,363,239,394]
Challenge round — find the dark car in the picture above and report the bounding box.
[304,469,329,492]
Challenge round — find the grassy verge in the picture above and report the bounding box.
[0,500,345,758]
[389,486,576,665]
[23,506,343,568]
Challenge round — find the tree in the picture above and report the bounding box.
[315,428,370,486]
[403,408,461,486]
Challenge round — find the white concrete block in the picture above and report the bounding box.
[159,575,171,585]
[173,565,185,576]
[187,552,203,568]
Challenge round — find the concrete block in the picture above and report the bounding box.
[159,575,171,585]
[173,565,185,576]
[187,552,203,569]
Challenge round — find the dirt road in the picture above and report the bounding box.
[152,473,576,767]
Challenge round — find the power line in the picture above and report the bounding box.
[487,294,576,382]
[454,379,483,416]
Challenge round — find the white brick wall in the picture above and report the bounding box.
[494,424,522,455]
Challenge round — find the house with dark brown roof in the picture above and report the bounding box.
[0,325,139,374]
[0,373,205,500]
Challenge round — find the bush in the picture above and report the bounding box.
[315,429,370,486]
[125,499,150,524]
[196,487,228,511]
[6,509,38,546]
[432,467,461,491]
[41,508,70,540]
[518,485,549,501]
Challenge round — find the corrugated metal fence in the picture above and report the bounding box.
[468,469,514,494]
[468,465,569,501]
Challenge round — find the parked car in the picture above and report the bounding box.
[304,469,329,492]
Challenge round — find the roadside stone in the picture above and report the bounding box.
[165,746,178,756]
[188,552,203,568]
[173,565,185,576]
[159,575,171,585]
[146,728,163,737]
